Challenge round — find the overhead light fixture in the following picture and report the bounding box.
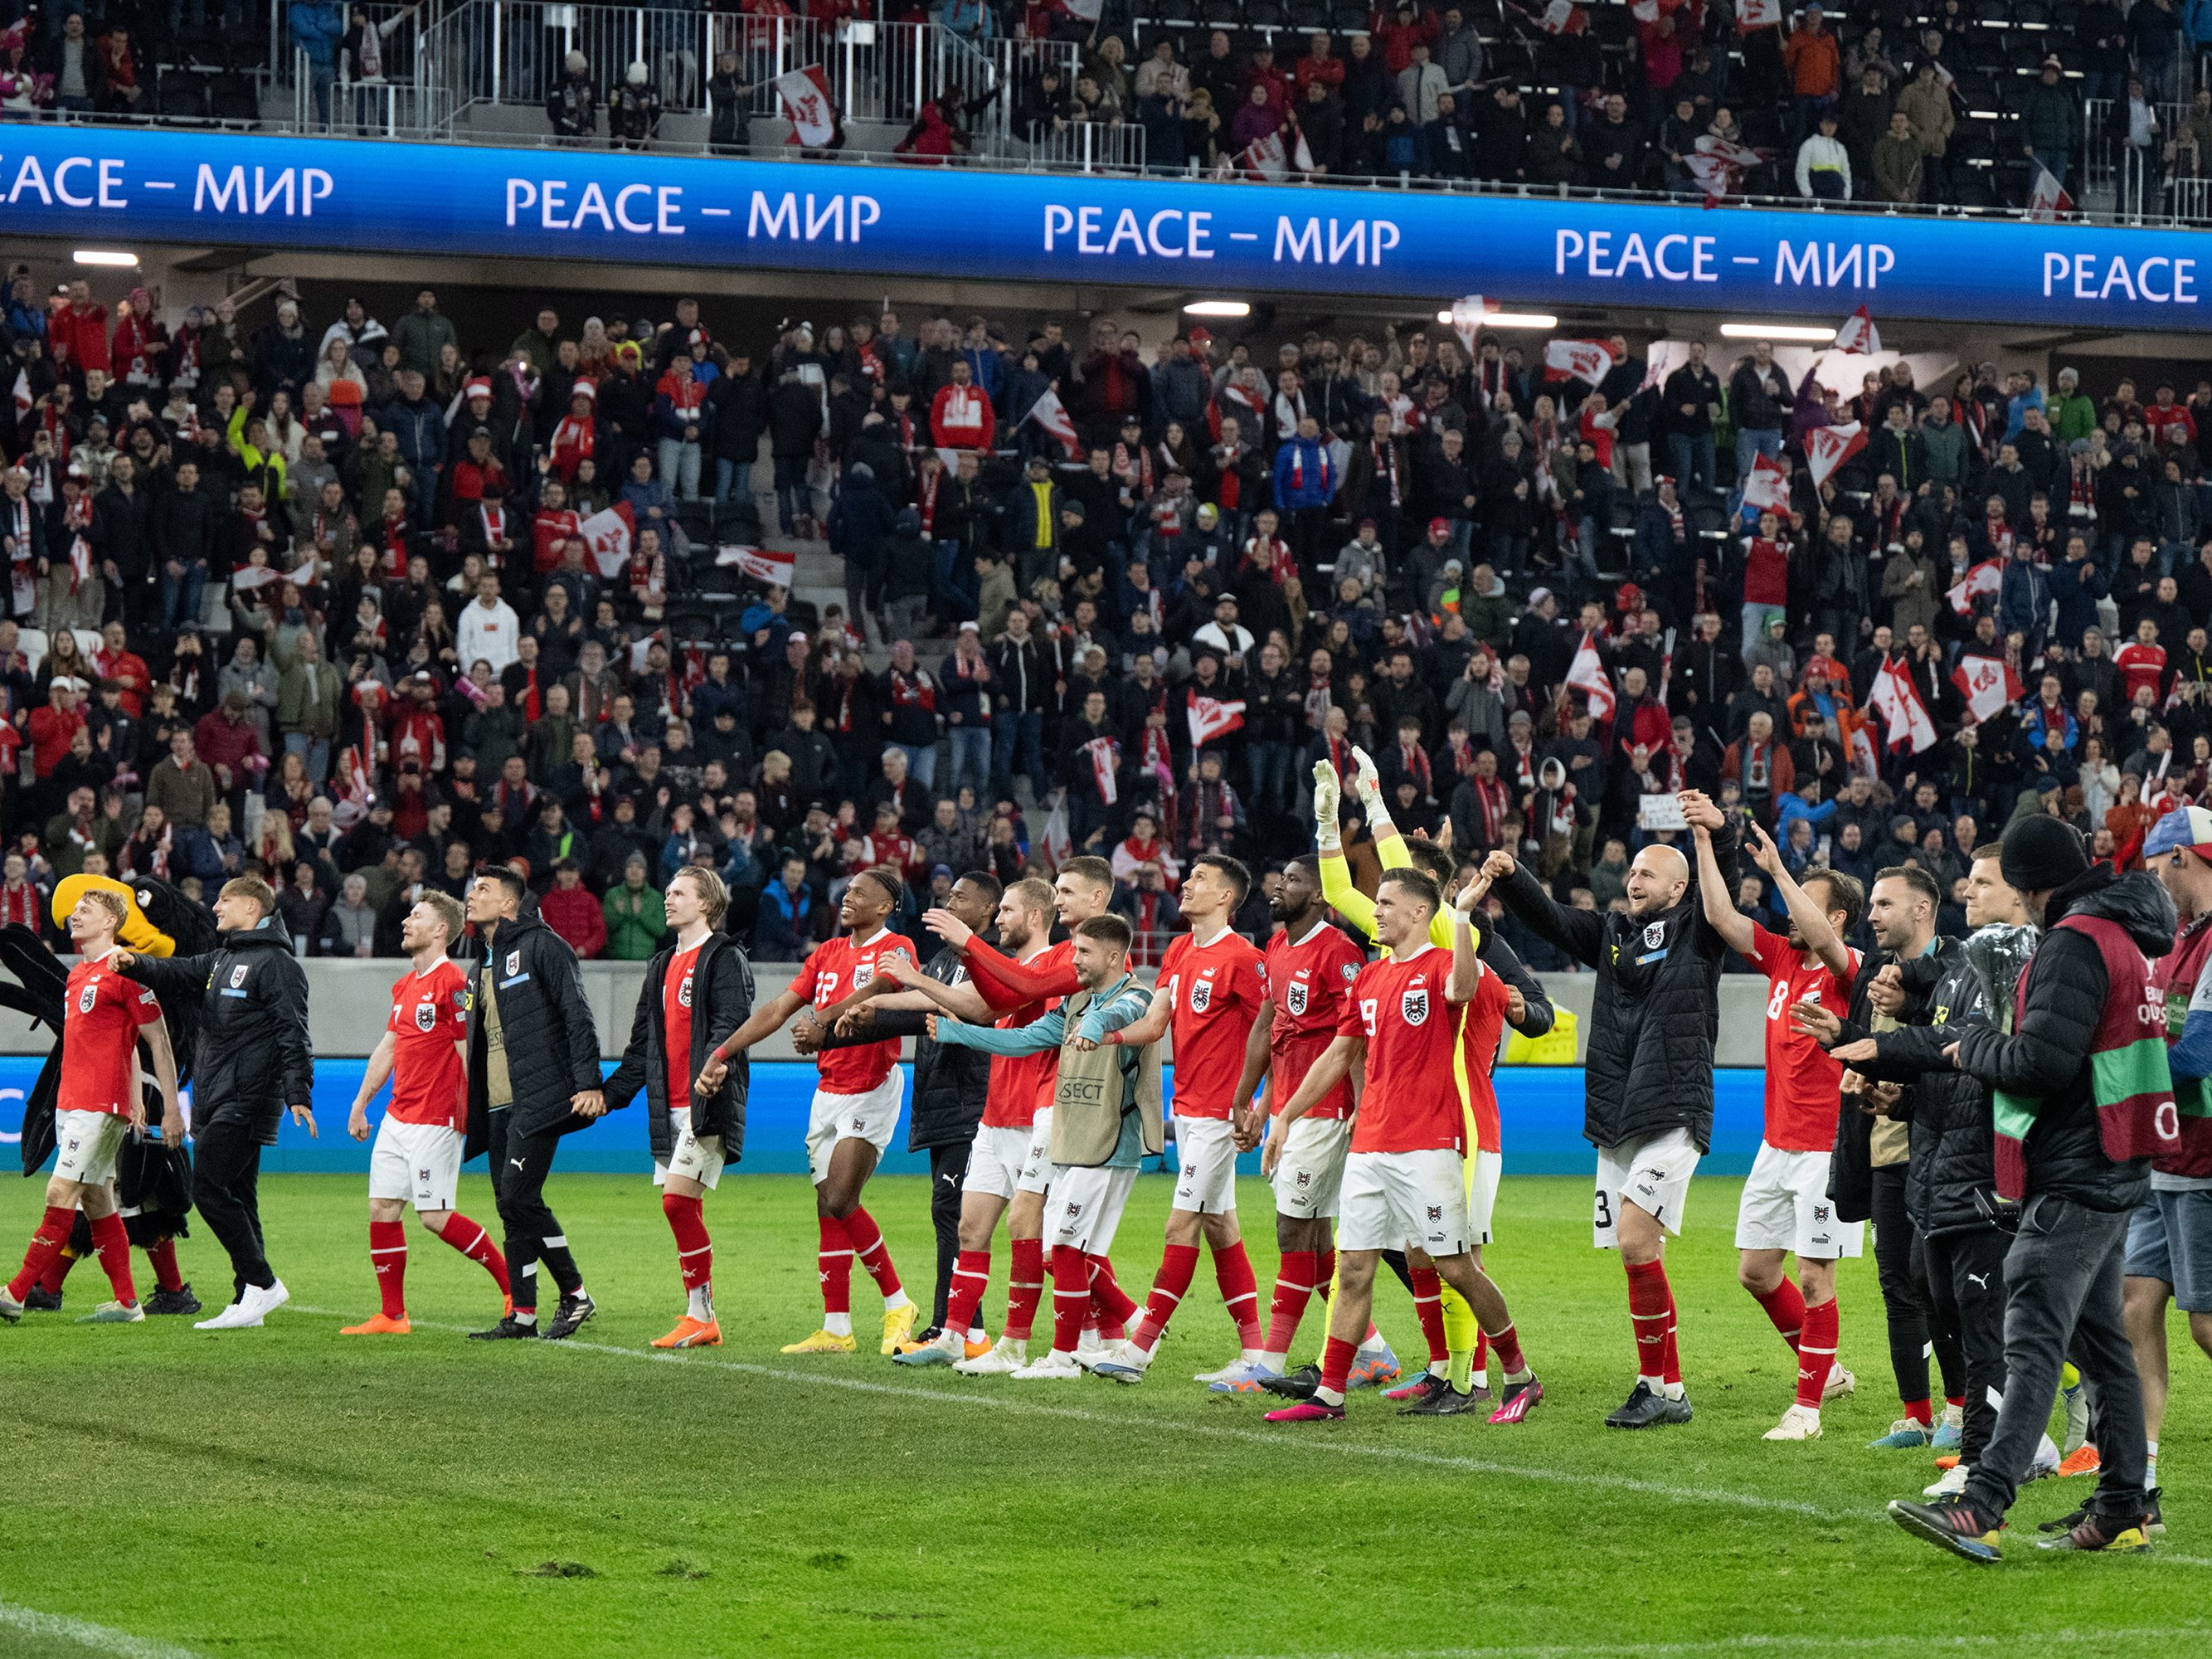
[1183,299,1250,319]
[1719,322,1837,342]
[1433,309,1558,328]
[72,249,139,268]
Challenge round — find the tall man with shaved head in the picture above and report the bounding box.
[1485,791,1740,1427]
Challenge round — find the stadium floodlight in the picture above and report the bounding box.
[1434,310,1558,328]
[1719,322,1836,342]
[72,249,139,267]
[1183,300,1252,318]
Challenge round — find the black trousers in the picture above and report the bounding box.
[926,1141,972,1330]
[489,1107,583,1312]
[1870,1163,1963,1406]
[192,1117,274,1298]
[1921,1225,2011,1467]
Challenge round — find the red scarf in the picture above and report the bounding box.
[916,467,941,534]
[1468,774,1510,848]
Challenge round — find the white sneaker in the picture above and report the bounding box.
[1076,1327,1111,1361]
[78,1301,145,1324]
[1821,1364,1856,1401]
[0,1287,23,1324]
[1762,1403,1824,1442]
[1924,1463,1969,1498]
[2028,1433,2062,1481]
[243,1280,289,1320]
[1191,1355,1252,1384]
[1009,1350,1083,1380]
[1207,1358,1281,1394]
[1075,1337,1127,1374]
[194,1299,265,1330]
[954,1336,1026,1376]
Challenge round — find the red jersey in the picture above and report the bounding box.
[384,958,469,1129]
[795,930,915,1094]
[1743,537,1789,606]
[1159,927,1268,1120]
[1458,967,1513,1154]
[1265,921,1364,1121]
[1340,946,1467,1154]
[60,954,162,1116]
[1747,924,1859,1153]
[980,946,1058,1129]
[662,940,704,1112]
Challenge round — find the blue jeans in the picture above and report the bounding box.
[658,437,702,500]
[947,724,990,803]
[161,560,208,629]
[893,740,937,790]
[713,456,747,508]
[991,709,1046,805]
[284,732,332,784]
[1669,432,1717,494]
[1734,426,1782,484]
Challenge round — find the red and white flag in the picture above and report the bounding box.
[1631,0,1660,19]
[1742,451,1790,513]
[716,543,795,586]
[776,66,836,146]
[1186,694,1247,748]
[1544,338,1616,386]
[1806,421,1867,487]
[1870,659,1937,755]
[1566,632,1616,724]
[1848,720,1879,779]
[1023,385,1082,460]
[1539,0,1587,34]
[1952,655,2024,725]
[231,560,319,593]
[10,369,29,424]
[1835,305,1881,355]
[1082,736,1119,805]
[1734,0,1781,29]
[2029,162,2074,221]
[580,501,636,577]
[1450,294,1497,355]
[1946,557,2003,616]
[1293,127,1316,173]
[1242,129,1288,181]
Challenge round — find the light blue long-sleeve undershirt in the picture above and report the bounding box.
[931,977,1149,1054]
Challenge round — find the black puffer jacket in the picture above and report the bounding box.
[1816,943,1908,1224]
[123,918,314,1145]
[1492,825,1739,1151]
[1950,865,2171,1214]
[817,942,988,1152]
[462,913,605,1145]
[602,931,755,1165]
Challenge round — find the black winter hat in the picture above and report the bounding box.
[1999,814,2090,896]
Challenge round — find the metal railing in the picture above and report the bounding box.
[1015,117,1148,173]
[293,46,453,139]
[2083,95,2212,222]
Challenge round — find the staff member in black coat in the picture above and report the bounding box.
[812,870,1001,1348]
[117,874,314,1331]
[461,866,606,1343]
[1485,788,1738,1429]
[602,867,754,1352]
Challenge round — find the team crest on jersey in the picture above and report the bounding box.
[1643,922,1665,950]
[1813,1202,1830,1224]
[1401,987,1429,1026]
[77,984,97,1014]
[678,973,694,1009]
[853,961,874,988]
[1427,1204,1443,1221]
[229,964,248,989]
[414,1000,437,1032]
[505,950,521,977]
[1286,980,1309,1016]
[417,1167,432,1184]
[1296,1170,1311,1188]
[1189,977,1213,1014]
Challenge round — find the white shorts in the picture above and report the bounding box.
[1271,1116,1350,1220]
[368,1117,464,1213]
[1048,1164,1138,1253]
[1594,1126,1702,1248]
[804,1071,906,1185]
[52,1110,127,1188]
[1339,1148,1472,1256]
[1170,1114,1239,1215]
[1466,1147,1503,1247]
[1734,1140,1864,1260]
[653,1109,727,1193]
[965,1123,1036,1202]
[1016,1106,1056,1195]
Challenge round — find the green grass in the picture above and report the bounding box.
[2,1172,2209,1659]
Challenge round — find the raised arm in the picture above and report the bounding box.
[1485,849,1604,969]
[1750,816,1852,982]
[1313,761,1378,944]
[696,985,808,1094]
[946,926,1082,1010]
[115,948,215,1004]
[1692,821,1757,958]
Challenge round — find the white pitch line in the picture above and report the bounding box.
[1125,1631,2212,1659]
[0,1601,206,1659]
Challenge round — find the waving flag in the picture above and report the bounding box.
[11,368,29,425]
[1450,294,1497,355]
[1023,385,1082,460]
[1539,0,1588,34]
[1544,338,1616,386]
[1947,557,2003,616]
[1806,421,1868,488]
[1742,451,1790,513]
[1083,736,1120,805]
[1952,655,2023,725]
[231,560,320,593]
[776,66,836,147]
[716,543,795,586]
[1566,633,1616,724]
[1870,659,1937,755]
[579,502,637,577]
[1242,129,1288,181]
[1734,0,1781,28]
[2029,162,2074,221]
[1835,306,1881,354]
[1187,694,1247,748]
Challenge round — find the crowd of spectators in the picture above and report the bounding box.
[8,258,2212,975]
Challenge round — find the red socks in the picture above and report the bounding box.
[1049,1244,1091,1355]
[144,1237,184,1293]
[1086,1254,1137,1330]
[946,1248,992,1339]
[1213,1238,1263,1350]
[1132,1242,1200,1353]
[1265,1248,1319,1358]
[1795,1295,1839,1410]
[370,1219,408,1318]
[662,1192,712,1297]
[9,1205,75,1303]
[437,1213,511,1296]
[1006,1236,1043,1341]
[87,1212,135,1306]
[1752,1277,1806,1351]
[1663,1290,1682,1389]
[1318,1335,1357,1403]
[841,1206,902,1301]
[1903,1396,1933,1427]
[1408,1265,1449,1367]
[1626,1258,1672,1384]
[1487,1319,1526,1377]
[818,1214,853,1319]
[40,1248,75,1296]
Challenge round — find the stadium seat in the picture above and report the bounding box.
[1285,0,1330,31]
[210,71,260,124]
[1197,0,1242,27]
[156,71,209,120]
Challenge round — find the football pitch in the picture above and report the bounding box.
[3,1173,2209,1659]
